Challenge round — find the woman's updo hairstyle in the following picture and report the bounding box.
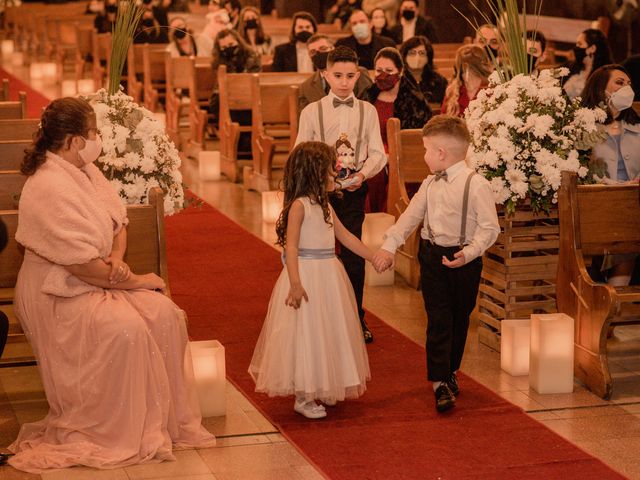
[21,97,95,176]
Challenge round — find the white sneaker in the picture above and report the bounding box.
[294,399,327,419]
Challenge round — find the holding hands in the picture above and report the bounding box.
[442,250,465,268]
[371,249,394,273]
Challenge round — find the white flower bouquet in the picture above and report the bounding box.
[84,88,185,215]
[465,68,607,214]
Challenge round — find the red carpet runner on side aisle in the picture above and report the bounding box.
[165,198,625,480]
[0,67,52,118]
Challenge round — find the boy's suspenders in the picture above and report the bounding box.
[317,99,365,163]
[424,172,476,248]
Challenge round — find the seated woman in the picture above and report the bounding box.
[238,6,272,56]
[364,47,431,212]
[272,11,317,73]
[8,97,215,473]
[210,29,260,156]
[441,44,492,118]
[399,35,448,105]
[370,7,394,41]
[563,28,613,100]
[167,17,207,57]
[581,64,639,297]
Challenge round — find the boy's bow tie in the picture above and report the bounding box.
[333,97,354,108]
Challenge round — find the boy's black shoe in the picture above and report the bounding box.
[361,319,374,343]
[446,372,459,397]
[434,384,456,413]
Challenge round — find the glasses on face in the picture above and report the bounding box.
[309,45,334,56]
[407,49,427,57]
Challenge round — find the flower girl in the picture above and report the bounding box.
[249,141,375,419]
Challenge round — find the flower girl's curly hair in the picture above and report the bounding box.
[275,142,337,248]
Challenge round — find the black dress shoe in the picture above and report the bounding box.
[434,384,456,413]
[446,372,459,397]
[361,319,374,344]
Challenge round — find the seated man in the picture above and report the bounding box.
[336,9,395,70]
[525,30,547,73]
[298,34,373,113]
[390,0,438,44]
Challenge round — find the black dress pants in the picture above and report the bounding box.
[419,240,483,382]
[330,183,368,322]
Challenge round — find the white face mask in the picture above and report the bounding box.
[352,22,370,40]
[609,85,635,112]
[79,135,103,165]
[407,55,427,70]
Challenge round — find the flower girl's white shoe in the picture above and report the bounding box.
[294,399,327,419]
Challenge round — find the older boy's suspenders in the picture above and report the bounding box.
[425,172,476,248]
[317,98,365,164]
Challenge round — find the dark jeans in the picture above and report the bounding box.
[330,183,368,322]
[419,240,483,382]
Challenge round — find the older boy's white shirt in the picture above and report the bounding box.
[295,91,387,179]
[381,161,500,262]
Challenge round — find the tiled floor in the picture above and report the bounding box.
[1,59,640,479]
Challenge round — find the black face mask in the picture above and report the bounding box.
[142,18,155,28]
[573,46,587,65]
[295,30,313,43]
[244,18,258,30]
[106,5,117,14]
[401,10,416,21]
[485,45,499,60]
[221,45,239,59]
[174,28,187,40]
[312,51,330,71]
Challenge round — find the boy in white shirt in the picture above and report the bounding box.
[373,116,499,412]
[296,46,387,343]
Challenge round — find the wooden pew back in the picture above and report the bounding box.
[574,184,640,257]
[0,142,30,171]
[0,93,27,120]
[0,171,27,210]
[0,119,39,142]
[0,79,9,102]
[143,43,170,111]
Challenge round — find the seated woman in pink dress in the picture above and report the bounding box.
[8,97,215,473]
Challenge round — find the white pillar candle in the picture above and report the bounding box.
[362,212,395,286]
[1,40,14,56]
[529,313,574,394]
[501,319,530,376]
[198,150,220,181]
[190,340,226,417]
[61,79,77,97]
[261,190,283,224]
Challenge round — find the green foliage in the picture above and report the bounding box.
[453,0,544,81]
[108,0,143,96]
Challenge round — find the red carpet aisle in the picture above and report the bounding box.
[0,67,51,118]
[165,200,626,480]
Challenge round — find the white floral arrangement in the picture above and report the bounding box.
[84,88,184,215]
[465,68,607,214]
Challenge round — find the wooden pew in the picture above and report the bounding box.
[386,117,430,288]
[127,43,146,104]
[0,93,27,120]
[0,141,29,171]
[92,31,112,91]
[189,60,217,148]
[0,171,26,210]
[244,76,298,192]
[143,43,170,112]
[0,187,171,367]
[557,171,640,399]
[0,119,40,142]
[217,65,311,182]
[0,79,9,102]
[52,15,95,81]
